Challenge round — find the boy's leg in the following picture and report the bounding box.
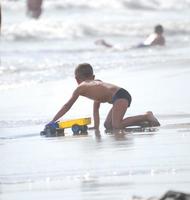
[121,111,160,127]
[104,108,113,129]
[112,99,160,128]
[104,99,132,129]
[111,99,129,129]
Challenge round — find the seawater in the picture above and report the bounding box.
[0,0,190,199]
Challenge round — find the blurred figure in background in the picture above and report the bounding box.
[137,24,165,48]
[96,24,165,49]
[27,0,43,19]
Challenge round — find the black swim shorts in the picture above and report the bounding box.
[112,88,132,107]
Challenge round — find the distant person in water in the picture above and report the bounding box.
[48,63,160,131]
[27,0,43,19]
[137,24,165,48]
[95,25,165,49]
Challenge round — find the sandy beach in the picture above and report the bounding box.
[1,0,190,199]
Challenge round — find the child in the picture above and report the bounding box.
[49,63,160,130]
[95,24,165,49]
[137,24,165,47]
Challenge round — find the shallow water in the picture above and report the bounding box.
[1,0,190,199]
[1,120,190,200]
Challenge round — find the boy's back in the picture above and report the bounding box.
[77,80,120,103]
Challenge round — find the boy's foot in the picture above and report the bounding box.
[146,111,160,127]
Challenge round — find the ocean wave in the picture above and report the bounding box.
[122,0,190,10]
[2,20,98,41]
[0,119,46,128]
[2,0,190,11]
[2,0,190,41]
[2,20,190,42]
[0,59,77,90]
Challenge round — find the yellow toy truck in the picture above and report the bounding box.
[40,117,91,137]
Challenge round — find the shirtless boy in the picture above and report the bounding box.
[50,63,160,130]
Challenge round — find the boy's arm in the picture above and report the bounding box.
[93,101,100,130]
[51,88,80,122]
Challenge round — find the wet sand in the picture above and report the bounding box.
[1,115,190,200]
[1,1,190,198]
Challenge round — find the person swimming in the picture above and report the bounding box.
[95,24,165,49]
[137,24,165,48]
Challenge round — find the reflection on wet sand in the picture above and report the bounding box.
[161,122,190,129]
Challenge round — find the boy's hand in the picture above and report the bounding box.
[45,121,58,128]
[88,126,100,136]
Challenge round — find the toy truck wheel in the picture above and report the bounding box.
[45,126,56,137]
[80,125,88,134]
[72,124,81,135]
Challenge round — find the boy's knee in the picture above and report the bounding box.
[104,120,123,130]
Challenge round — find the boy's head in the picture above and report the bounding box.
[75,63,94,83]
[154,25,164,34]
